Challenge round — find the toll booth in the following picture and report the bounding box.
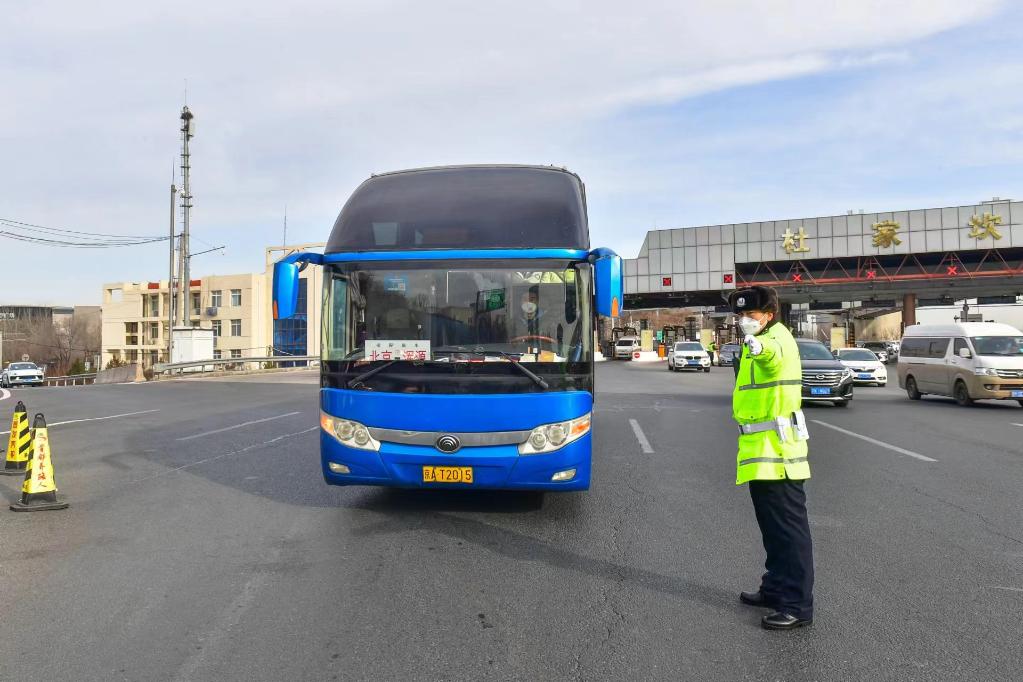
[662,325,682,346]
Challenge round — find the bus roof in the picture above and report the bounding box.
[325,165,588,254]
[902,322,1023,337]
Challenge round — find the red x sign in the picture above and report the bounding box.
[723,273,734,284]
[792,273,803,282]
[866,270,876,280]
[946,265,958,276]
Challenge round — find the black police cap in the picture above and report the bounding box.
[728,286,779,315]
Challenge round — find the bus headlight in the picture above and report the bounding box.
[519,413,591,455]
[321,412,380,451]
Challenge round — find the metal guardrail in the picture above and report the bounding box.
[153,355,319,376]
[43,373,98,386]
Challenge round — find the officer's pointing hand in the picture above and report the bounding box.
[744,334,764,356]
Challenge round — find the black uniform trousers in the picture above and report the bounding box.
[748,479,814,620]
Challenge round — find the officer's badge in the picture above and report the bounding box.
[736,297,746,307]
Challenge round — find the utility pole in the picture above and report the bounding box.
[168,182,178,361]
[179,106,195,326]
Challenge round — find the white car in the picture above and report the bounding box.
[1,362,45,388]
[614,336,640,360]
[668,341,712,372]
[834,348,887,386]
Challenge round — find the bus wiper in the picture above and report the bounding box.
[347,360,399,389]
[433,347,549,390]
[500,354,550,390]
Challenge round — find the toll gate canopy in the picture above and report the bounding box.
[623,200,1023,309]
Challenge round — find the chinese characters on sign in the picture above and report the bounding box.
[967,213,1003,240]
[781,227,811,254]
[871,220,902,248]
[365,340,431,362]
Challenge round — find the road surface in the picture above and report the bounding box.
[0,363,1021,680]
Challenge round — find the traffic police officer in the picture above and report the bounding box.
[729,286,814,630]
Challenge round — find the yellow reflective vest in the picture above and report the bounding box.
[732,323,810,485]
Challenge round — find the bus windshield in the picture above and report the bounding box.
[322,260,592,393]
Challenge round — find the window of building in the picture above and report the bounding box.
[230,349,242,359]
[213,349,222,360]
[191,292,201,316]
[211,320,222,337]
[231,289,242,306]
[148,350,159,367]
[149,294,160,318]
[211,290,222,307]
[125,322,139,346]
[147,322,160,343]
[231,319,242,336]
[126,349,138,363]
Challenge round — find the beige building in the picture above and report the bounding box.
[101,244,323,368]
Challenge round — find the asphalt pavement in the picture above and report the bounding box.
[0,362,1021,681]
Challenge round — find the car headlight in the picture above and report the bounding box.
[320,411,380,451]
[974,367,999,376]
[519,413,591,455]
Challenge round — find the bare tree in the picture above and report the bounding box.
[1,314,99,375]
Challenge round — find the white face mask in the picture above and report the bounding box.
[738,315,764,335]
[521,301,537,316]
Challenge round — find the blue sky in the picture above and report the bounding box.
[2,1,1020,304]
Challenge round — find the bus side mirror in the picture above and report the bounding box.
[273,261,300,319]
[958,347,972,359]
[591,248,622,318]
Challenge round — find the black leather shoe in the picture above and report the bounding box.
[761,611,812,630]
[739,591,773,607]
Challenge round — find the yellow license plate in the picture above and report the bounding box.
[422,466,474,484]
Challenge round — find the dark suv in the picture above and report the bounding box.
[796,339,854,407]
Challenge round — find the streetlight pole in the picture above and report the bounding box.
[179,106,195,326]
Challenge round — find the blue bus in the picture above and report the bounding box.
[273,165,621,491]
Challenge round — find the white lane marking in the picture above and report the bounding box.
[811,420,937,462]
[1012,423,1023,428]
[629,418,654,453]
[988,586,1023,593]
[176,411,302,441]
[134,426,318,484]
[0,388,10,402]
[0,409,159,435]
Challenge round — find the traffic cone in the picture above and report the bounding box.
[10,414,69,512]
[1,401,31,476]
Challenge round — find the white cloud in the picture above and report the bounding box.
[0,0,1009,303]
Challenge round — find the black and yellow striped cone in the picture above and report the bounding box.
[10,414,69,512]
[2,401,31,476]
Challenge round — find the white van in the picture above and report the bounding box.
[614,336,641,360]
[897,323,1023,406]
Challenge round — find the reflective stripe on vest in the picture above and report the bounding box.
[738,379,803,391]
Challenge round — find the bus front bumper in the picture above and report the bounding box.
[320,431,592,491]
